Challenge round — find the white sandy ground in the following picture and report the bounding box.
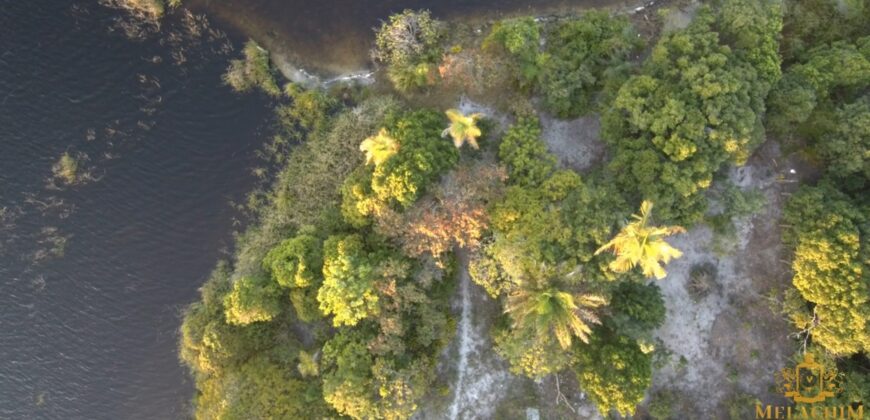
[540,113,607,173]
[651,143,799,415]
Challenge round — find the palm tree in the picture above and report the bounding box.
[505,284,606,349]
[359,128,399,166]
[595,200,685,280]
[442,109,484,149]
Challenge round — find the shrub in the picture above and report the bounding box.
[686,263,717,301]
[482,17,542,87]
[574,327,652,417]
[223,275,282,325]
[648,389,676,420]
[53,152,80,185]
[223,40,281,97]
[278,84,340,134]
[297,350,319,377]
[538,11,642,117]
[604,7,776,224]
[317,235,381,327]
[372,10,444,91]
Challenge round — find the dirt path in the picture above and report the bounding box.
[443,250,515,420]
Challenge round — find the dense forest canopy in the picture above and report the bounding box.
[177,0,870,418]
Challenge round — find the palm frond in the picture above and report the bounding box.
[596,200,685,279]
[359,128,399,166]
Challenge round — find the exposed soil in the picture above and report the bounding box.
[539,113,607,174]
[648,141,808,418]
[417,249,522,420]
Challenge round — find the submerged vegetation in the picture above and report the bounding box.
[51,152,92,186]
[223,40,281,97]
[52,153,79,185]
[109,0,181,18]
[180,0,870,418]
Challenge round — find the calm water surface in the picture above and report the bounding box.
[1,1,268,418]
[1,0,615,418]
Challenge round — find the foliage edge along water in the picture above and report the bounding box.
[147,0,870,418]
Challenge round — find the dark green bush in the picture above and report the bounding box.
[482,17,542,88]
[538,11,642,117]
[604,5,778,224]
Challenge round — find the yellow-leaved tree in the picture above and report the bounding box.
[595,200,685,279]
[442,109,484,149]
[359,128,399,166]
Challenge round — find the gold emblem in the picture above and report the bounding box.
[778,353,841,404]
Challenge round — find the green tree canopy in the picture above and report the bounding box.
[263,234,323,289]
[493,324,573,379]
[604,6,779,223]
[342,109,460,224]
[609,281,667,334]
[821,96,870,181]
[538,10,642,117]
[321,329,438,420]
[482,17,542,86]
[574,327,653,417]
[223,275,282,325]
[194,354,332,420]
[317,234,381,327]
[767,37,870,135]
[783,183,870,356]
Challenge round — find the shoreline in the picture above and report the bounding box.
[188,0,656,87]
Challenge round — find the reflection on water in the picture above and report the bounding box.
[188,0,618,75]
[0,1,269,418]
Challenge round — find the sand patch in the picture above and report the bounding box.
[539,113,606,173]
[650,141,797,415]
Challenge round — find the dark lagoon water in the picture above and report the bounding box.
[0,1,270,418]
[1,0,623,418]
